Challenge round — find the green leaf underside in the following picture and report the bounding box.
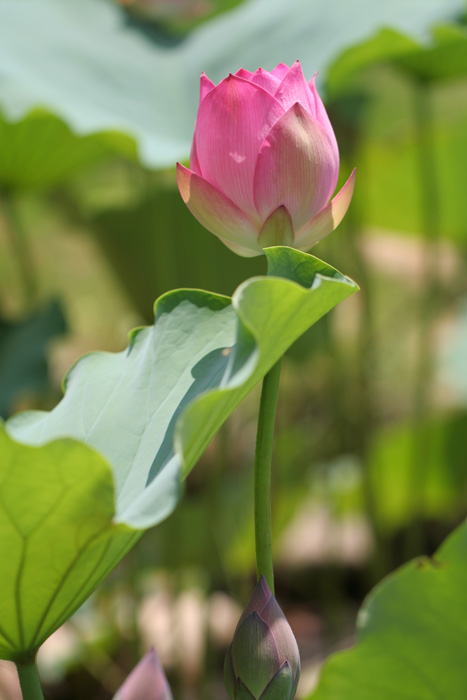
[2,248,355,660]
[309,519,467,699]
[0,426,139,662]
[7,248,357,532]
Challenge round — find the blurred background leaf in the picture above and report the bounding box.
[0,0,463,167]
[0,110,137,189]
[0,300,66,418]
[369,412,467,533]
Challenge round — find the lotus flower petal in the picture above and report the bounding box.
[251,67,281,94]
[178,62,354,258]
[308,73,339,158]
[190,72,216,175]
[190,134,201,175]
[253,103,339,228]
[270,63,291,81]
[294,168,356,250]
[274,60,318,117]
[113,649,172,700]
[199,71,215,104]
[235,67,253,80]
[194,74,284,218]
[219,236,263,258]
[177,163,261,254]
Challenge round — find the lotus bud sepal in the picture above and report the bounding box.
[224,576,300,700]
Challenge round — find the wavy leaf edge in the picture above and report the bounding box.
[7,247,358,523]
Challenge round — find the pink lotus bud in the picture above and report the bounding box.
[224,576,300,700]
[177,61,355,257]
[113,649,173,700]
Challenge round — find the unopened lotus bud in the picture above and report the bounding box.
[224,576,300,700]
[177,61,355,257]
[113,648,173,700]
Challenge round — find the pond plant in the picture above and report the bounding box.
[1,61,355,699]
[1,55,466,700]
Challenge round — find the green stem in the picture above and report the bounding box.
[254,358,282,595]
[16,661,44,700]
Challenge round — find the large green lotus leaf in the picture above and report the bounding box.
[309,519,467,699]
[0,0,462,168]
[0,109,137,188]
[6,248,357,529]
[0,426,139,662]
[0,300,67,418]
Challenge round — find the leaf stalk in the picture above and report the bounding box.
[16,660,44,700]
[254,357,282,595]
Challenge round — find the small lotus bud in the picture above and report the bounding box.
[224,576,300,700]
[113,648,173,700]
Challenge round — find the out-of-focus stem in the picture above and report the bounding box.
[407,78,441,557]
[16,661,44,700]
[0,188,38,307]
[254,358,282,595]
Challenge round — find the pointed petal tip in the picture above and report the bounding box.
[176,162,194,203]
[199,72,215,103]
[273,60,320,118]
[257,574,273,597]
[258,661,294,700]
[308,70,318,87]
